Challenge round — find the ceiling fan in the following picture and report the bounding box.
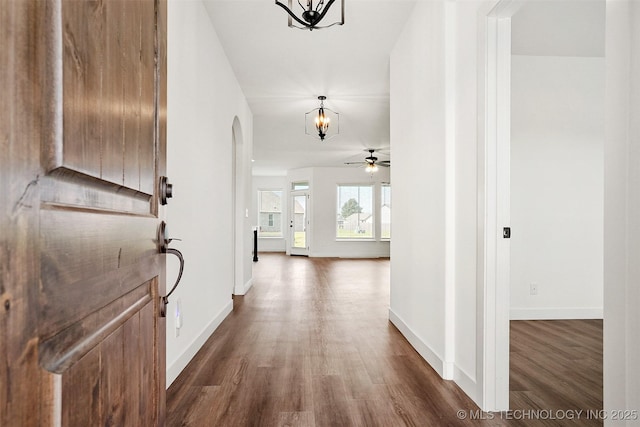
[344,149,390,172]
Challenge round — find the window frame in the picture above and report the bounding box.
[257,188,284,238]
[380,183,391,241]
[335,183,375,241]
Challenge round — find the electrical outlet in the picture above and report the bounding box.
[530,283,538,296]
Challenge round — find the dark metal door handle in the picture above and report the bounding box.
[157,221,184,317]
[160,248,184,317]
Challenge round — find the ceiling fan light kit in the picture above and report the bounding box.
[365,163,379,173]
[306,96,339,141]
[275,0,344,30]
[344,149,391,173]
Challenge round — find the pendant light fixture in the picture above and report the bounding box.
[305,96,339,141]
[275,0,344,30]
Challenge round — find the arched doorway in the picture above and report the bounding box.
[232,116,248,295]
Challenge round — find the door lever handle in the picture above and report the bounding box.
[158,221,185,317]
[160,247,184,317]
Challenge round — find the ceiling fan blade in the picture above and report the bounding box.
[344,161,367,165]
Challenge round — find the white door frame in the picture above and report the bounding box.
[232,117,247,295]
[289,191,309,256]
[481,0,522,412]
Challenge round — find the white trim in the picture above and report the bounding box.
[311,251,390,259]
[234,278,253,296]
[487,0,526,18]
[290,190,310,256]
[510,308,604,320]
[390,310,478,402]
[389,309,445,378]
[454,365,478,404]
[443,0,457,383]
[481,8,512,412]
[335,238,377,242]
[232,118,246,298]
[166,299,233,387]
[257,188,285,239]
[244,278,253,293]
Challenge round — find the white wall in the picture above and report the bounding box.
[309,167,390,258]
[510,55,604,320]
[252,175,287,253]
[166,0,253,386]
[389,0,449,378]
[604,0,640,423]
[390,0,504,408]
[282,167,391,258]
[389,0,614,411]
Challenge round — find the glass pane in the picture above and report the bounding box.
[291,181,309,190]
[336,185,373,238]
[293,195,306,248]
[258,190,283,237]
[381,184,391,239]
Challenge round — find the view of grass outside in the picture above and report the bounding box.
[293,231,306,248]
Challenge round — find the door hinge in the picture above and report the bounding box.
[503,227,511,239]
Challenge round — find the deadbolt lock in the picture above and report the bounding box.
[160,176,173,205]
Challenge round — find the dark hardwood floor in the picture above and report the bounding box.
[167,254,603,426]
[510,319,603,426]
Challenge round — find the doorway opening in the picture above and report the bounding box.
[289,189,309,256]
[483,0,605,411]
[232,117,248,295]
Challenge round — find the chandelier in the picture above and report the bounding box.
[305,96,339,141]
[275,0,345,30]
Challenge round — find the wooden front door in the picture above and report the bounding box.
[1,0,168,425]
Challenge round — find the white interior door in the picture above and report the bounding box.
[290,192,309,256]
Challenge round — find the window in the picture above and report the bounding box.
[291,181,309,191]
[258,190,283,237]
[381,184,391,239]
[336,185,374,239]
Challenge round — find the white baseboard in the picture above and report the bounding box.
[510,307,603,320]
[311,252,391,258]
[166,300,233,387]
[389,308,444,377]
[453,365,479,405]
[244,278,253,293]
[389,310,481,407]
[234,278,253,296]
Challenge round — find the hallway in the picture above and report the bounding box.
[167,254,602,426]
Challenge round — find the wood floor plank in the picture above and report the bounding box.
[311,374,353,426]
[276,411,315,427]
[167,254,603,426]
